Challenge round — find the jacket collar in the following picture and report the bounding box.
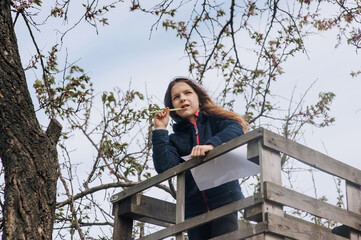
[173,111,206,132]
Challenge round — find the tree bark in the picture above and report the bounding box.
[0,1,62,239]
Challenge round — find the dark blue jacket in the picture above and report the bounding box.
[152,111,244,218]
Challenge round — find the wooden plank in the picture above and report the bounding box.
[209,222,267,240]
[238,220,253,229]
[262,129,361,186]
[266,213,349,240]
[137,194,263,240]
[117,194,176,226]
[113,203,133,240]
[247,139,260,165]
[259,143,282,187]
[346,181,361,216]
[245,234,266,240]
[264,181,361,231]
[110,128,264,203]
[258,140,284,240]
[115,196,132,216]
[134,217,172,227]
[244,140,263,223]
[284,213,350,239]
[244,203,263,222]
[109,156,202,203]
[264,233,284,240]
[346,181,361,240]
[238,221,267,240]
[258,141,284,221]
[133,195,175,224]
[176,173,185,240]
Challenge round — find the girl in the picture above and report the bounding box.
[152,77,248,239]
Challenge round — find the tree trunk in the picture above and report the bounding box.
[0,1,62,239]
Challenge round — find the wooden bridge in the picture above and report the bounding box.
[110,128,361,240]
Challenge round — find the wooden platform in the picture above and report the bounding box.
[111,128,361,240]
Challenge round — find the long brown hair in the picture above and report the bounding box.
[164,77,248,132]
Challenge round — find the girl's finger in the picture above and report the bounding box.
[191,145,214,157]
[165,107,170,116]
[191,146,202,157]
[156,108,167,118]
[191,146,197,157]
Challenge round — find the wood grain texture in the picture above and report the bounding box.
[266,213,349,240]
[114,194,176,226]
[244,203,263,222]
[113,204,133,240]
[138,194,263,240]
[209,222,267,240]
[176,173,185,240]
[346,181,361,215]
[346,181,361,240]
[258,141,284,222]
[262,129,361,186]
[264,181,361,231]
[0,1,62,236]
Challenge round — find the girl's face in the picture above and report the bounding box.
[171,82,200,123]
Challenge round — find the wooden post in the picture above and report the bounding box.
[244,140,263,223]
[113,203,134,240]
[346,181,361,240]
[176,173,186,240]
[251,138,284,240]
[260,140,284,240]
[244,139,284,239]
[259,141,283,217]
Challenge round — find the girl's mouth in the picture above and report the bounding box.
[181,104,189,109]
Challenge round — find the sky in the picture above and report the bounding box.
[13,0,361,237]
[16,1,360,167]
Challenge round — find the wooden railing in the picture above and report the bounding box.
[110,128,361,240]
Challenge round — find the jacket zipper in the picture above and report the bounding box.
[194,125,199,146]
[191,118,210,212]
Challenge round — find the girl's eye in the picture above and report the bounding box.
[173,96,179,100]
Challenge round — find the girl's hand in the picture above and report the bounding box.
[190,145,214,157]
[154,107,170,129]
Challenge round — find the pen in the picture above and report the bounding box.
[149,108,183,114]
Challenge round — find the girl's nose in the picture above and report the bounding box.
[180,94,186,102]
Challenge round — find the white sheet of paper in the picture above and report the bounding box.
[181,144,260,191]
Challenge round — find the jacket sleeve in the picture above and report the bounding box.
[205,119,244,147]
[152,129,181,173]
